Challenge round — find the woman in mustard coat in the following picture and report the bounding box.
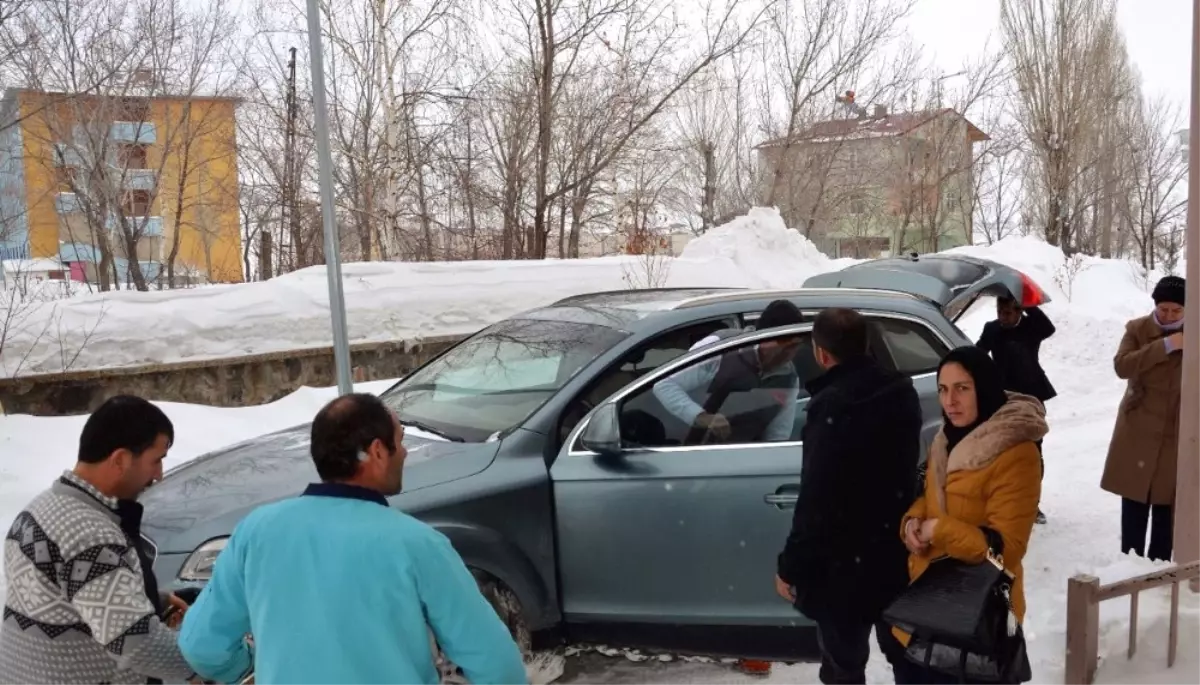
[891,347,1045,684]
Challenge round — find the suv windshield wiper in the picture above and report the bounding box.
[401,419,465,443]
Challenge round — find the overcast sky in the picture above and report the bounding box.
[905,0,1192,107]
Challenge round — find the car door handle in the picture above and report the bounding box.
[764,485,801,509]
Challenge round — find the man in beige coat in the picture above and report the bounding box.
[1102,275,1186,561]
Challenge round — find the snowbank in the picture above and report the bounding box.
[0,378,397,563]
[1,221,1196,684]
[0,208,838,376]
[677,207,846,288]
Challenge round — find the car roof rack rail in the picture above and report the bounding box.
[670,287,920,309]
[552,287,741,307]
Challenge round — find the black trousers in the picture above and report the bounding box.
[1122,497,1173,561]
[815,618,905,684]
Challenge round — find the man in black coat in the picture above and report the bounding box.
[976,295,1056,523]
[775,308,921,684]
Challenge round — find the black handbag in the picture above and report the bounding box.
[883,527,1032,683]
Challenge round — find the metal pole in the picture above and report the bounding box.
[1174,0,1200,577]
[305,0,354,395]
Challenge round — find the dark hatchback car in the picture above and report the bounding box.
[141,255,1049,662]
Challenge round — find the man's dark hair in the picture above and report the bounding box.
[997,295,1020,309]
[310,393,397,482]
[757,299,804,330]
[812,307,869,362]
[78,395,174,464]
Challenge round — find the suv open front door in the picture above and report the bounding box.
[803,254,1052,322]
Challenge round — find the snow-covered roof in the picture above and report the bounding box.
[756,108,989,149]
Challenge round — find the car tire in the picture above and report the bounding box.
[435,572,564,685]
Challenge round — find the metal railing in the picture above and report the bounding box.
[1064,560,1200,684]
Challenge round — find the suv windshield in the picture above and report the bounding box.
[381,318,630,442]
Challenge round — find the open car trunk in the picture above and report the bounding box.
[803,254,1051,322]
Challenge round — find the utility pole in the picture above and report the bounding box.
[1175,0,1200,587]
[283,47,300,270]
[259,232,273,280]
[305,0,354,395]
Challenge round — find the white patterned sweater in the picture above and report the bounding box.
[0,472,195,684]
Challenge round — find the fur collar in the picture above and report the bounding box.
[928,392,1048,512]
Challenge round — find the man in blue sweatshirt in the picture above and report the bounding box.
[178,393,527,684]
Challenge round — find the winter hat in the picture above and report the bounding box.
[1152,276,1186,307]
[757,299,804,330]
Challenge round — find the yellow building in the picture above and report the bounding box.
[0,89,243,285]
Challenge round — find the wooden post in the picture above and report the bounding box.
[1128,591,1139,659]
[1178,0,1200,586]
[1065,574,1101,685]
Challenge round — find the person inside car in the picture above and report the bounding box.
[652,300,804,445]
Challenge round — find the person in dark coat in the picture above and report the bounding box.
[775,308,920,684]
[976,296,1056,524]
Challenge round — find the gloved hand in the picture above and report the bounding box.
[694,412,732,441]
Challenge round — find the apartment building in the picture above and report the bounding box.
[757,106,989,258]
[0,88,243,285]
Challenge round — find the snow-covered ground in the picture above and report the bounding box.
[1,210,1196,683]
[0,208,852,376]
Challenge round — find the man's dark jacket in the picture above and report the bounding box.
[976,306,1057,402]
[777,356,921,622]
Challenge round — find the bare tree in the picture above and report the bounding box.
[506,0,769,259]
[973,118,1025,245]
[885,53,1006,253]
[757,0,913,209]
[1120,95,1188,270]
[5,0,241,291]
[672,53,759,234]
[231,9,321,275]
[1002,0,1125,251]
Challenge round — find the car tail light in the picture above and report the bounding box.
[1020,272,1048,308]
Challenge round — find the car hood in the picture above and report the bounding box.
[140,423,499,553]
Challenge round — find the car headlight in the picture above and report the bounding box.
[178,537,228,581]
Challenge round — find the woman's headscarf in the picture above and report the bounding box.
[939,346,1009,453]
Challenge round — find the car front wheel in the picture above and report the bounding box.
[435,572,564,685]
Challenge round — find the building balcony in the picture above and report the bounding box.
[52,143,84,167]
[107,215,164,238]
[122,168,157,191]
[55,192,80,213]
[110,122,157,145]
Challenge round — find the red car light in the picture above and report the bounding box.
[1020,272,1048,308]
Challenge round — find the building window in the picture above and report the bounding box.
[119,97,151,121]
[117,143,148,169]
[848,191,867,215]
[54,166,76,192]
[122,189,153,216]
[843,146,860,168]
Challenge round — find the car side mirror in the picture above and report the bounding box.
[580,403,622,457]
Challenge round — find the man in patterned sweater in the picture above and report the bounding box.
[0,396,196,684]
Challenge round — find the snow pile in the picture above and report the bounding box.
[0,378,398,562]
[0,209,841,376]
[678,207,843,288]
[1,227,1197,683]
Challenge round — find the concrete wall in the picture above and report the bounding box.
[0,335,464,416]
